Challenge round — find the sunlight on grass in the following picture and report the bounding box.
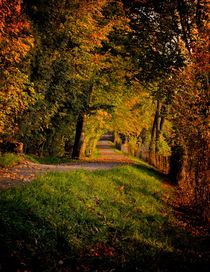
[0,165,207,271]
[0,153,23,167]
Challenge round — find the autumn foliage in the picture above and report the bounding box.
[0,0,35,135]
[0,0,209,221]
[171,1,209,220]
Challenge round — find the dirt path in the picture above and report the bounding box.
[0,137,133,189]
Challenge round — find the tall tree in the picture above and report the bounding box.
[71,0,131,158]
[122,0,185,155]
[23,0,131,158]
[170,0,209,220]
[123,0,185,82]
[0,0,35,139]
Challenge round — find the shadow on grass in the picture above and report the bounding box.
[0,198,77,272]
[133,161,170,181]
[0,167,209,272]
[92,163,167,201]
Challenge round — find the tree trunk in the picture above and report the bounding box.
[80,134,88,158]
[177,0,192,53]
[169,145,185,184]
[196,0,202,30]
[149,107,158,152]
[71,83,93,159]
[159,115,165,132]
[150,100,160,152]
[155,100,161,153]
[155,104,166,153]
[71,113,85,159]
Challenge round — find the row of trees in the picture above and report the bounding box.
[0,0,209,220]
[115,0,209,221]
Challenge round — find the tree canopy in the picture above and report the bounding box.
[0,0,209,220]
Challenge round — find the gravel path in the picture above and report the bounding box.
[0,138,133,189]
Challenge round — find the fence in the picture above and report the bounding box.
[118,143,171,174]
[138,150,170,174]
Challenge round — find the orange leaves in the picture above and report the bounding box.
[89,30,109,47]
[170,4,209,215]
[117,185,125,192]
[1,36,34,64]
[0,0,34,65]
[0,1,35,134]
[92,53,105,65]
[0,0,29,34]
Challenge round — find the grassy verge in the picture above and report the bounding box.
[0,153,73,167]
[0,153,23,167]
[0,164,209,271]
[25,154,72,164]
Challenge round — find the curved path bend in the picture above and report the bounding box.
[0,136,134,189]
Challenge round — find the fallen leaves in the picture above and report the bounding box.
[0,163,37,189]
[89,242,115,257]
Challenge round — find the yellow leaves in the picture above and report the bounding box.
[112,84,154,136]
[67,0,127,53]
[94,110,112,126]
[85,110,112,137]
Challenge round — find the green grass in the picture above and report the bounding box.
[0,164,209,271]
[92,147,100,159]
[0,153,23,167]
[25,154,72,164]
